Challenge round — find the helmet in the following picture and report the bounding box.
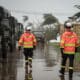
[25,26,32,31]
[64,22,73,28]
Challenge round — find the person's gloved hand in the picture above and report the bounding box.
[18,46,21,51]
[33,45,36,50]
[75,47,78,53]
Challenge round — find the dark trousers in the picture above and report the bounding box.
[23,48,33,61]
[60,54,74,78]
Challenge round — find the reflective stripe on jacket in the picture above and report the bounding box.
[18,32,37,48]
[60,31,79,54]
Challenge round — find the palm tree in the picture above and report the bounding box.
[69,12,80,22]
[42,14,58,25]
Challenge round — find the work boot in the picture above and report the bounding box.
[59,70,64,75]
[59,68,65,75]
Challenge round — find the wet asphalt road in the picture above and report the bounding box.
[16,42,60,80]
[0,42,80,80]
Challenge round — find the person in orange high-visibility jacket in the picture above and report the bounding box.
[59,22,79,80]
[18,26,37,68]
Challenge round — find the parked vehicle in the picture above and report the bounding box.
[0,6,24,58]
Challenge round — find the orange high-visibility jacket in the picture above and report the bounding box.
[60,31,79,54]
[18,32,37,48]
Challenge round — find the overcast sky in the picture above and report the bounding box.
[0,0,80,24]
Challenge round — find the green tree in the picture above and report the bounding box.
[42,14,60,41]
[42,14,58,25]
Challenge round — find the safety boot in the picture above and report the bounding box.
[59,68,65,75]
